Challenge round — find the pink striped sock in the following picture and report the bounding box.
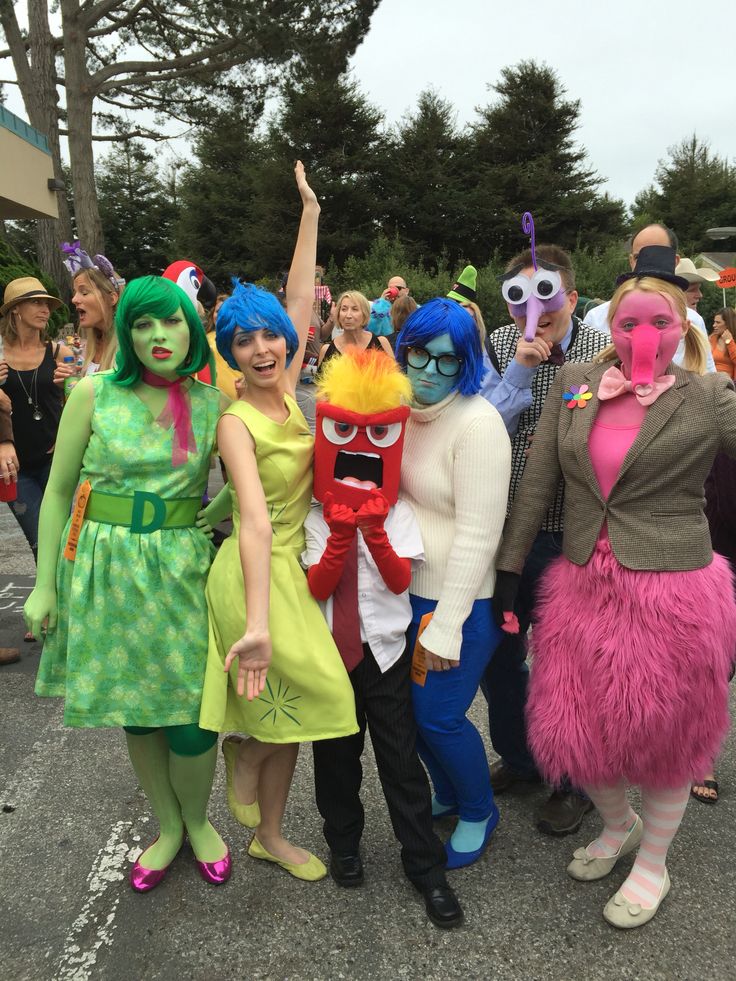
[583,782,637,858]
[619,783,689,908]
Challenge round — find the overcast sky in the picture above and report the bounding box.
[4,0,733,212]
[349,0,735,208]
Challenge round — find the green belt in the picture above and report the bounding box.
[85,490,201,533]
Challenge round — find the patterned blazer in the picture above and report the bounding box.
[497,360,736,573]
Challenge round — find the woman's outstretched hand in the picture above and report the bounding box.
[224,629,272,700]
[294,159,319,212]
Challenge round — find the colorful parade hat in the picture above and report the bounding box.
[447,265,477,304]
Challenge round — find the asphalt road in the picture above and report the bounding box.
[2,504,736,981]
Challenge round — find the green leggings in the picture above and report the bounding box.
[123,723,217,757]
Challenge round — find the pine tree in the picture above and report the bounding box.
[97,141,178,279]
[382,90,472,267]
[243,65,387,273]
[466,61,625,259]
[175,109,265,288]
[632,136,736,254]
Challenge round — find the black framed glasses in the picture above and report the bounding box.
[406,346,462,377]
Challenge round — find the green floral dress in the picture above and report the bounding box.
[36,373,221,728]
[199,396,357,742]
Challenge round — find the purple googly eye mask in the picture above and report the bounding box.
[499,213,566,341]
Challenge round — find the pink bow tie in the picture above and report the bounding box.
[598,365,675,406]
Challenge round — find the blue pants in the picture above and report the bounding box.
[6,457,53,563]
[409,594,501,822]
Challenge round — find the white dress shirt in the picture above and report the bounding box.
[303,499,424,673]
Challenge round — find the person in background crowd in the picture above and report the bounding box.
[709,308,736,379]
[314,265,332,324]
[481,241,607,837]
[0,278,74,608]
[318,291,393,367]
[381,275,410,302]
[62,242,124,376]
[582,229,716,373]
[447,265,487,345]
[204,292,241,400]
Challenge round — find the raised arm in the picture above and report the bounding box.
[285,161,320,394]
[24,377,95,636]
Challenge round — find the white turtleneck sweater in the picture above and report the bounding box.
[400,390,511,661]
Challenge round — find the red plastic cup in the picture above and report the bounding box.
[0,478,18,502]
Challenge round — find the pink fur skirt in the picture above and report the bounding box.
[527,539,735,789]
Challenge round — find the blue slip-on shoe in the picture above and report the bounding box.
[445,804,499,869]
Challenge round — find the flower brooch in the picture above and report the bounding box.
[563,384,592,409]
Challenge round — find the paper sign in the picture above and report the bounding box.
[63,480,91,561]
[410,612,434,687]
[716,267,736,289]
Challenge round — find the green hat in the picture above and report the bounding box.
[447,265,477,304]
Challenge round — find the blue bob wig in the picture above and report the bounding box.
[395,297,484,396]
[216,279,299,370]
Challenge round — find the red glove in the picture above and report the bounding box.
[356,491,411,595]
[307,492,358,601]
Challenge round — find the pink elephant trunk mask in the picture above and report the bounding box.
[599,292,682,406]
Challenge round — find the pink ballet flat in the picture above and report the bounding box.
[195,846,232,885]
[130,861,171,893]
[129,835,183,893]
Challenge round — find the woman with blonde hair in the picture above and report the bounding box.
[61,243,124,375]
[494,246,736,928]
[0,278,74,587]
[318,291,393,367]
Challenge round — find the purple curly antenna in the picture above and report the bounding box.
[522,212,537,271]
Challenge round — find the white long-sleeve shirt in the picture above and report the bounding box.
[400,391,511,660]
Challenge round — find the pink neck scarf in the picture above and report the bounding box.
[598,365,676,407]
[141,368,197,467]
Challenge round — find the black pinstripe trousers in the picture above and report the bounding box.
[313,642,448,889]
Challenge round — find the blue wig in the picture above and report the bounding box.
[216,279,299,370]
[395,298,484,396]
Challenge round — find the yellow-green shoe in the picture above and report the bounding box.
[248,836,327,881]
[221,735,261,828]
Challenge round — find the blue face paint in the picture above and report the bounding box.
[407,333,458,405]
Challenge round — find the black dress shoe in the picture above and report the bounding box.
[329,852,364,887]
[422,885,464,929]
[535,790,594,837]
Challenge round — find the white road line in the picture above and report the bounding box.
[54,819,147,981]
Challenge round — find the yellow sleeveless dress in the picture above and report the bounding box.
[199,396,357,741]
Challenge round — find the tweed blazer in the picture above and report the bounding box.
[496,360,736,573]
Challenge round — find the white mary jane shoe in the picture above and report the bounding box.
[566,815,643,882]
[603,867,670,929]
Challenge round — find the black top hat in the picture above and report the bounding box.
[616,245,689,291]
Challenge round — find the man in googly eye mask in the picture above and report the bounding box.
[480,242,608,839]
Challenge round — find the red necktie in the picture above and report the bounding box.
[331,536,364,672]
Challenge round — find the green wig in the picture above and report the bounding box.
[112,276,210,387]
